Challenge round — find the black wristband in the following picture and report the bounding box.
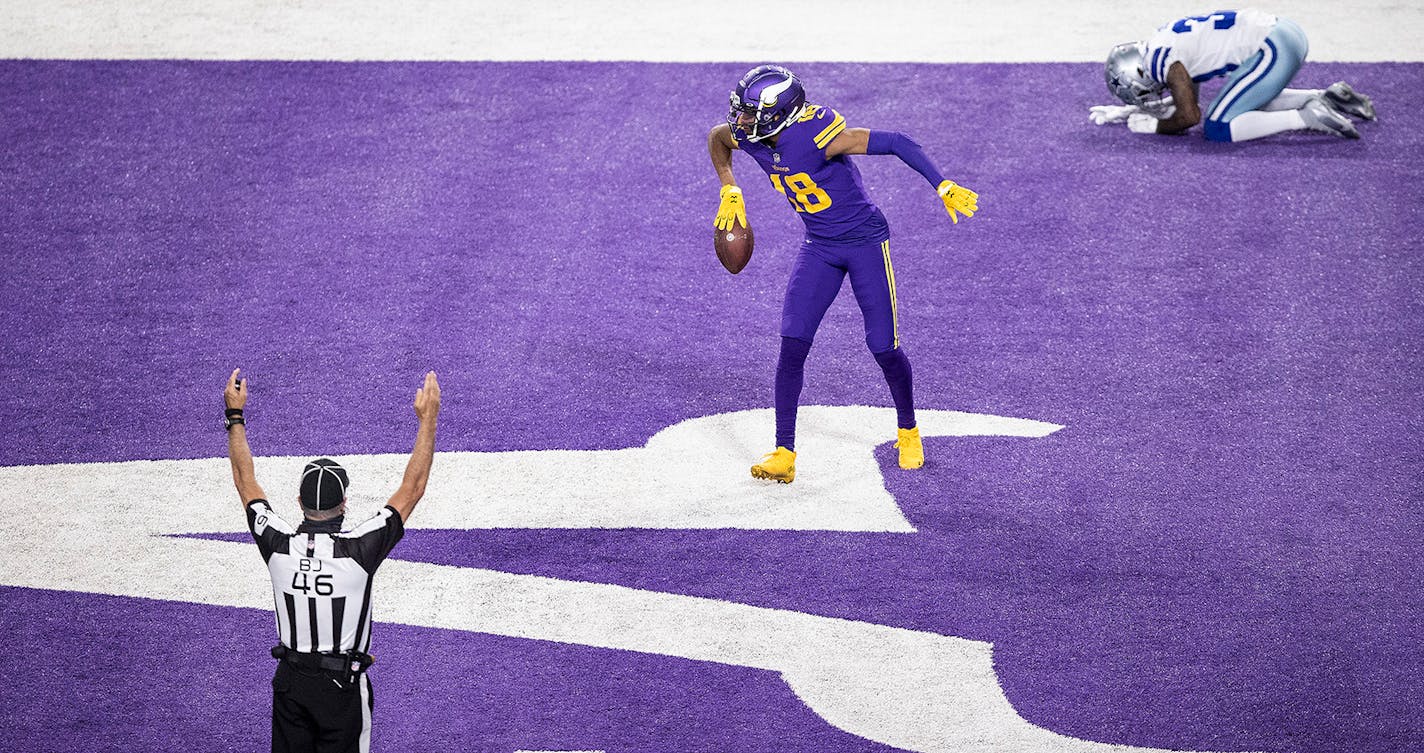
[224,409,246,432]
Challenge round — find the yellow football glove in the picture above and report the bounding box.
[715,185,747,231]
[937,180,979,224]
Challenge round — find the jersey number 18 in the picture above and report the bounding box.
[771,172,832,214]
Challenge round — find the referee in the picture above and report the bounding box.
[224,368,441,753]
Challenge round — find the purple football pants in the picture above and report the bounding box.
[781,237,901,351]
[774,237,916,450]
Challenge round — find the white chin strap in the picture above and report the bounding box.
[749,103,804,142]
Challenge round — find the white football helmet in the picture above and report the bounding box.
[1105,42,1175,117]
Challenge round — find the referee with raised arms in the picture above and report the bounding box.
[224,368,441,753]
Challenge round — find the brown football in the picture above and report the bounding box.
[714,222,754,274]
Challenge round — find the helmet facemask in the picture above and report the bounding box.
[727,65,807,142]
[1105,43,1176,118]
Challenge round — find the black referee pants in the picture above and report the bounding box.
[271,661,373,753]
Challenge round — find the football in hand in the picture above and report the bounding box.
[714,222,754,274]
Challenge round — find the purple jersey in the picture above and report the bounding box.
[735,104,889,245]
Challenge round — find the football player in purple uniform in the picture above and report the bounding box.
[708,65,979,484]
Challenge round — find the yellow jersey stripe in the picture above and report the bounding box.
[815,121,846,149]
[882,240,900,348]
[813,113,846,148]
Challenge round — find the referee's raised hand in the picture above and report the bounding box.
[414,371,440,421]
[224,367,264,505]
[225,368,248,410]
[388,371,441,522]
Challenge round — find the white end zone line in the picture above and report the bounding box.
[0,1,1416,62]
[0,406,1255,752]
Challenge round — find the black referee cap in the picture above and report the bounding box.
[300,458,349,511]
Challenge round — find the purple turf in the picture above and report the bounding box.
[1,61,1421,752]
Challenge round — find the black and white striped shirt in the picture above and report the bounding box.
[246,500,404,654]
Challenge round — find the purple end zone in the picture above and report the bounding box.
[1,61,1421,752]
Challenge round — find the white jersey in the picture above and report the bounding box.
[247,500,405,653]
[1144,9,1277,84]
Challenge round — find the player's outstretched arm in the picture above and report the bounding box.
[708,124,747,231]
[386,371,441,522]
[1090,104,1140,125]
[824,127,870,157]
[224,368,267,508]
[832,128,978,224]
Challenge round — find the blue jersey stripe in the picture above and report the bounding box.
[1192,63,1238,83]
[1209,38,1278,122]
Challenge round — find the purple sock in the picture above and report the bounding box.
[775,336,813,451]
[873,347,916,429]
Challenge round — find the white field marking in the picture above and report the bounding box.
[0,0,1416,62]
[0,406,1245,752]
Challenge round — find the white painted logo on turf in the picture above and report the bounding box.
[0,406,1248,753]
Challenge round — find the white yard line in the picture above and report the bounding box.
[1,0,1417,62]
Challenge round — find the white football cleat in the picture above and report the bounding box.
[1301,98,1360,140]
[1324,82,1376,121]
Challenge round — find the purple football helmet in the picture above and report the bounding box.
[727,65,807,143]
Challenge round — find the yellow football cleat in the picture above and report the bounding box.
[751,447,797,484]
[895,427,924,470]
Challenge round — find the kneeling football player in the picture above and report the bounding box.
[1091,9,1375,141]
